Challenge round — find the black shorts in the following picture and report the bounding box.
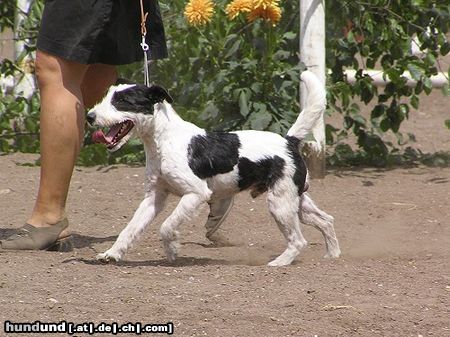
[36,0,168,65]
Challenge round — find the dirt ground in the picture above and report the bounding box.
[0,89,449,336]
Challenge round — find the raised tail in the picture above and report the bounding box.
[286,70,326,150]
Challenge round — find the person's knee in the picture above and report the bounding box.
[35,50,86,89]
[35,50,57,87]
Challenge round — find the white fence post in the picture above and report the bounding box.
[300,0,326,178]
[13,0,36,99]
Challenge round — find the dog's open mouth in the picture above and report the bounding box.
[91,120,134,150]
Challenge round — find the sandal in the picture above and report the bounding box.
[0,218,72,252]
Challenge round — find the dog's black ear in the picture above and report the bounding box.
[147,85,173,104]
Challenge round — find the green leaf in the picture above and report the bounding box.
[239,91,250,117]
[360,80,374,104]
[425,53,436,66]
[410,95,419,109]
[380,118,391,132]
[224,33,238,46]
[283,32,297,40]
[344,116,353,129]
[225,39,241,59]
[441,83,449,96]
[399,104,409,119]
[325,124,339,144]
[441,41,450,56]
[371,104,386,119]
[200,101,219,120]
[366,58,376,68]
[250,82,262,94]
[407,63,423,81]
[352,114,367,126]
[249,109,272,130]
[24,117,38,133]
[445,120,450,129]
[273,50,291,61]
[423,77,433,94]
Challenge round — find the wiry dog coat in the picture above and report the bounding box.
[88,71,340,266]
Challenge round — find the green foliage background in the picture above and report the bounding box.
[0,0,449,166]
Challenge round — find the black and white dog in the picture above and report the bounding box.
[87,71,340,266]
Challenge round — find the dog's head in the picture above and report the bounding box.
[87,83,173,151]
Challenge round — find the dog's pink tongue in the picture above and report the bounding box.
[92,130,108,144]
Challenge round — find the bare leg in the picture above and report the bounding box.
[28,51,116,231]
[205,197,234,240]
[81,64,118,109]
[28,51,88,229]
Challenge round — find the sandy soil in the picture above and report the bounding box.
[0,89,449,336]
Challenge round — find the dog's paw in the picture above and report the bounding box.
[267,258,291,267]
[163,240,180,263]
[324,249,341,259]
[96,250,122,263]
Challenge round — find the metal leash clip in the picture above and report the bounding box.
[140,0,150,87]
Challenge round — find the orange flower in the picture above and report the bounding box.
[252,0,277,9]
[226,0,252,20]
[184,0,215,26]
[226,0,282,26]
[247,2,281,26]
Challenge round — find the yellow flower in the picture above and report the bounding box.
[225,0,252,20]
[227,0,282,26]
[184,0,215,26]
[247,2,281,26]
[252,0,278,10]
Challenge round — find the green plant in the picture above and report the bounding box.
[0,0,42,154]
[0,90,40,153]
[325,0,449,165]
[1,0,449,167]
[139,0,303,135]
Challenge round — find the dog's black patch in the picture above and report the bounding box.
[187,132,241,179]
[111,84,173,114]
[237,156,285,197]
[285,136,307,195]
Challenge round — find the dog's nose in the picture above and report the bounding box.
[86,112,96,125]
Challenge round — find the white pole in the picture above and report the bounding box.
[300,0,326,178]
[343,70,448,88]
[13,0,36,100]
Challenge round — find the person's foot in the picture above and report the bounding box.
[0,218,72,251]
[205,197,234,240]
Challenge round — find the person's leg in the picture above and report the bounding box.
[1,53,118,250]
[28,54,117,229]
[81,64,117,109]
[27,50,89,229]
[205,198,234,240]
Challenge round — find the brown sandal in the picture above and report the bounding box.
[0,219,72,252]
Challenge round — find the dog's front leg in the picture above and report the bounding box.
[160,193,208,262]
[97,188,168,262]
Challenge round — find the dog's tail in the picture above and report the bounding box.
[286,70,326,151]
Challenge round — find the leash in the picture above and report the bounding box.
[139,0,151,87]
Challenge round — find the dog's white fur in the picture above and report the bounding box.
[90,71,340,266]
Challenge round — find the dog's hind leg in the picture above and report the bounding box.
[299,193,341,258]
[160,190,211,262]
[96,188,168,262]
[266,190,307,267]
